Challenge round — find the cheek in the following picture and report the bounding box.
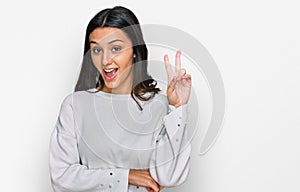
[114,50,134,68]
[115,57,133,70]
[91,54,101,68]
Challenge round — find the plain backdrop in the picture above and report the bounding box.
[0,0,299,191]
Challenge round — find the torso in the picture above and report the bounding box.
[71,88,168,169]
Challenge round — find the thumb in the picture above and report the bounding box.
[168,77,176,90]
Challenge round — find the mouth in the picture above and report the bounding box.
[103,68,119,80]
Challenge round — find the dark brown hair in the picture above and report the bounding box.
[74,6,160,110]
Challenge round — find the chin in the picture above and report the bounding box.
[103,82,119,91]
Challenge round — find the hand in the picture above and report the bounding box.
[164,50,192,108]
[128,169,164,192]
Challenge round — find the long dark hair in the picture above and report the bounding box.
[74,6,160,110]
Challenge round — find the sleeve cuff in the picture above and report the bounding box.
[96,168,129,191]
[163,104,188,139]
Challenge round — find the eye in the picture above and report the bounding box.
[112,46,121,52]
[92,47,102,54]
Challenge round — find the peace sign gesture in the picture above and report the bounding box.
[164,51,192,108]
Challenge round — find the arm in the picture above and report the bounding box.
[49,94,129,192]
[149,50,192,187]
[149,104,191,187]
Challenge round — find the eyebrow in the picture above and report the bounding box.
[89,39,124,45]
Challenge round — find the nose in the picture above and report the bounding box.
[102,50,113,67]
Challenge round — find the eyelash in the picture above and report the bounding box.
[92,47,102,54]
[92,46,122,54]
[112,46,121,52]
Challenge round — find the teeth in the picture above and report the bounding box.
[104,68,115,73]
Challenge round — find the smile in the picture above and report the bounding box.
[103,68,119,80]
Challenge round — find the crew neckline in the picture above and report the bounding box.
[87,88,131,99]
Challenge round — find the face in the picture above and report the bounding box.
[89,27,135,94]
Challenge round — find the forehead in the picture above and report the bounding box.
[89,27,131,44]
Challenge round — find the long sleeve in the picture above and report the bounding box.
[49,94,129,192]
[149,104,191,187]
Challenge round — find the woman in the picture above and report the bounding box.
[49,6,192,192]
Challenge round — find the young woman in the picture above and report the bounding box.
[49,6,192,192]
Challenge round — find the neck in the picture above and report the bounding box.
[99,84,132,94]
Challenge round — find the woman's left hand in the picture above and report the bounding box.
[164,51,192,108]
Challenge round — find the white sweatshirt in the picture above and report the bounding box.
[49,88,191,192]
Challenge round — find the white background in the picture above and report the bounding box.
[0,0,299,191]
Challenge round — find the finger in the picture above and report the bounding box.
[146,187,153,192]
[160,185,165,190]
[164,54,173,82]
[179,68,186,76]
[148,180,159,192]
[176,70,185,81]
[175,50,181,73]
[184,74,191,81]
[182,73,190,78]
[181,74,191,82]
[181,75,192,88]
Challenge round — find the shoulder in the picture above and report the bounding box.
[144,93,169,114]
[60,89,95,109]
[152,93,168,105]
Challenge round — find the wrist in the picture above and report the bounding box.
[171,102,184,108]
